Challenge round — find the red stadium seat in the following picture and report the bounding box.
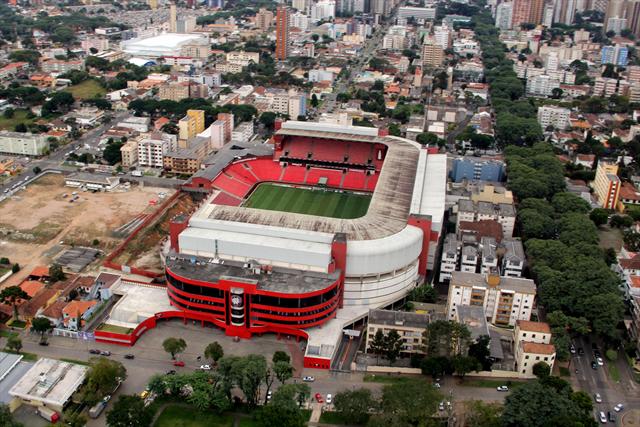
[212,192,242,206]
[342,170,367,190]
[306,168,342,187]
[281,165,307,183]
[248,159,282,181]
[212,173,252,198]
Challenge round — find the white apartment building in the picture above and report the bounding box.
[501,239,525,277]
[446,272,536,327]
[231,122,254,143]
[526,75,561,96]
[439,234,461,282]
[434,24,452,49]
[382,34,406,50]
[514,320,556,377]
[365,309,431,355]
[537,105,571,130]
[495,2,512,30]
[310,0,335,21]
[480,237,498,274]
[457,199,516,238]
[0,131,49,156]
[290,11,309,31]
[594,77,630,97]
[137,133,177,168]
[308,69,335,83]
[453,39,479,56]
[226,51,260,66]
[397,6,436,20]
[461,244,479,273]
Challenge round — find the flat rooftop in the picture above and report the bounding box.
[451,271,536,294]
[369,309,430,329]
[203,127,421,241]
[166,253,340,294]
[9,358,87,408]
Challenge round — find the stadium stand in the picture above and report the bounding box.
[212,173,252,198]
[306,168,343,187]
[281,164,307,183]
[212,192,242,206]
[342,170,367,190]
[247,159,283,181]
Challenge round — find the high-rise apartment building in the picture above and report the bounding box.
[422,37,444,68]
[601,44,629,66]
[169,2,177,33]
[256,8,274,31]
[512,0,532,27]
[495,2,513,29]
[276,6,290,60]
[593,161,621,209]
[178,110,205,141]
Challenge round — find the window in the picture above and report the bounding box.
[525,355,529,359]
[544,357,548,361]
[532,334,536,338]
[523,333,527,337]
[536,356,540,360]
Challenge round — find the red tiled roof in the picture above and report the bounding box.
[620,182,640,201]
[517,320,551,334]
[522,342,556,355]
[20,281,45,298]
[620,254,640,270]
[458,220,504,243]
[29,266,49,278]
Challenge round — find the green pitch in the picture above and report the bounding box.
[243,183,371,219]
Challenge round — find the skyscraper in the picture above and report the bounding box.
[511,0,532,28]
[495,2,513,29]
[529,0,545,23]
[276,6,290,60]
[169,2,177,33]
[256,8,274,31]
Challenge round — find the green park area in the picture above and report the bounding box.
[0,109,35,130]
[67,79,107,100]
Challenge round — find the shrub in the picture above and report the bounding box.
[605,349,618,361]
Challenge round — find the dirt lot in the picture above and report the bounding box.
[111,194,196,272]
[0,174,175,286]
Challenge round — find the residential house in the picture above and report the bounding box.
[514,320,556,378]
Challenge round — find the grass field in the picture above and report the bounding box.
[154,405,233,427]
[67,79,106,100]
[243,183,371,219]
[0,109,35,131]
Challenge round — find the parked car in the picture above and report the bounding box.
[439,401,445,411]
[614,404,624,412]
[266,391,272,401]
[102,395,111,403]
[326,394,332,404]
[594,393,602,403]
[599,411,607,424]
[140,391,149,399]
[303,376,315,382]
[199,365,211,371]
[433,382,441,389]
[578,347,585,355]
[89,349,100,354]
[570,344,576,354]
[124,354,134,359]
[608,411,616,423]
[173,361,185,367]
[39,341,49,346]
[315,393,323,403]
[100,350,111,356]
[597,357,604,366]
[591,361,598,369]
[497,386,509,392]
[166,370,176,375]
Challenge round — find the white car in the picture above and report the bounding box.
[302,376,315,382]
[433,382,441,389]
[326,394,332,404]
[599,411,607,424]
[597,357,604,366]
[199,365,211,370]
[438,401,445,411]
[496,386,509,392]
[614,404,624,412]
[266,390,272,401]
[594,393,602,403]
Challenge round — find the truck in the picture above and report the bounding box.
[36,407,60,423]
[131,170,143,177]
[89,401,107,419]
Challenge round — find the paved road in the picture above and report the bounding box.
[571,335,638,423]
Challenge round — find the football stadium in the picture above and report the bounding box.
[97,120,446,370]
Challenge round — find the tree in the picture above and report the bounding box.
[6,336,22,354]
[333,388,375,425]
[551,192,590,214]
[255,384,309,427]
[610,214,633,228]
[0,286,29,321]
[502,380,593,427]
[465,400,502,427]
[272,351,291,364]
[423,320,471,357]
[62,410,87,427]
[14,123,27,133]
[49,263,66,282]
[103,138,125,165]
[369,378,442,426]
[369,329,386,362]
[416,132,441,146]
[81,358,127,405]
[204,341,224,364]
[105,394,153,427]
[273,360,293,384]
[259,112,277,130]
[31,317,53,343]
[384,330,403,364]
[0,403,22,427]
[420,355,452,377]
[32,166,41,175]
[532,361,551,378]
[11,264,19,274]
[162,337,186,359]
[590,208,609,226]
[468,335,493,371]
[310,94,319,108]
[452,354,479,378]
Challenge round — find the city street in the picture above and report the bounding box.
[571,335,638,423]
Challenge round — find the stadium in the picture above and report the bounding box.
[100,120,444,369]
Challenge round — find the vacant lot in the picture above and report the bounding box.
[0,109,35,131]
[243,183,371,219]
[67,79,106,100]
[0,174,174,285]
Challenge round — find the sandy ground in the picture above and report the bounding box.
[0,175,174,287]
